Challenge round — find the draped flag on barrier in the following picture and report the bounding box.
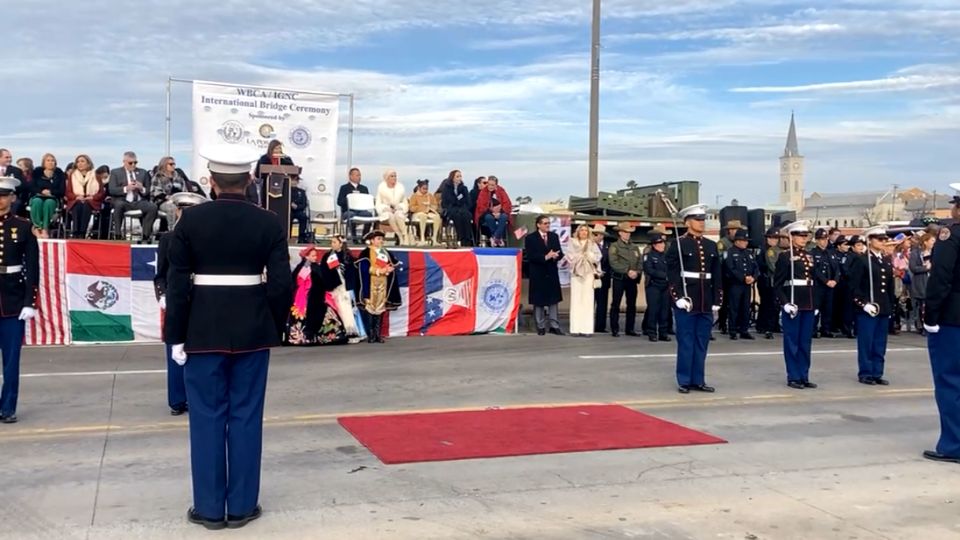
[25,240,69,345]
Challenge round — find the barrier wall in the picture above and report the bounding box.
[26,240,521,346]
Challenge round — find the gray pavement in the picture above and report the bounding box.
[2,331,959,539]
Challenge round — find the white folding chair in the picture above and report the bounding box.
[346,193,385,240]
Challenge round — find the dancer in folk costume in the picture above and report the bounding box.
[318,235,362,342]
[285,246,347,346]
[356,230,402,343]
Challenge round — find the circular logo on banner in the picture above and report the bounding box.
[85,280,120,311]
[289,126,312,149]
[258,124,275,138]
[218,120,245,144]
[481,280,510,314]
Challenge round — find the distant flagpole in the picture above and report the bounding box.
[588,0,601,198]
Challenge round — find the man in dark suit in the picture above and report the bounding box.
[0,149,26,216]
[290,176,310,243]
[165,145,292,530]
[107,151,158,242]
[337,167,373,241]
[524,215,564,335]
[154,192,208,417]
[592,224,611,333]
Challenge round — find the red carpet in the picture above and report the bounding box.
[338,404,726,464]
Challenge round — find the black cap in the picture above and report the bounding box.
[764,226,780,238]
[364,230,385,242]
[850,235,865,245]
[649,233,665,244]
[733,229,749,241]
[835,235,849,245]
[815,228,829,239]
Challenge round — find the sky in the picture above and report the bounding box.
[4,0,959,208]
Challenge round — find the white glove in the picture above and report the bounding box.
[18,307,37,321]
[814,309,819,317]
[711,305,720,313]
[782,304,798,317]
[171,344,187,366]
[675,298,692,311]
[159,296,166,310]
[924,324,940,334]
[863,304,879,317]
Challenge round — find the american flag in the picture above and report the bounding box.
[25,240,70,345]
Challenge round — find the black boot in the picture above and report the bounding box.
[373,315,385,343]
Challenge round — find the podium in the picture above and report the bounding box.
[260,164,301,241]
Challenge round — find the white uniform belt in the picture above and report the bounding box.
[0,265,23,274]
[786,279,811,286]
[681,271,712,279]
[192,274,262,286]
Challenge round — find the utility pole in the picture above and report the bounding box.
[890,184,899,221]
[587,0,601,198]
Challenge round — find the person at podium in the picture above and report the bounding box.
[248,140,294,207]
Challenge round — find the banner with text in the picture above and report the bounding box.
[191,81,340,212]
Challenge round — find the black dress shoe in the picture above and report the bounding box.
[170,406,188,416]
[678,386,691,394]
[625,331,639,337]
[740,333,755,340]
[812,332,820,339]
[844,332,855,339]
[692,384,715,393]
[787,381,805,389]
[659,335,672,342]
[874,378,890,386]
[187,508,227,530]
[765,332,773,339]
[668,330,676,335]
[858,377,876,385]
[548,328,565,336]
[729,334,739,341]
[709,335,716,341]
[611,331,619,337]
[537,328,546,336]
[648,335,658,342]
[227,505,263,529]
[822,332,835,338]
[802,381,818,389]
[1,414,17,424]
[923,450,960,464]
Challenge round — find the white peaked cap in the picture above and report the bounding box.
[0,176,20,194]
[678,204,708,220]
[199,145,258,174]
[781,220,811,236]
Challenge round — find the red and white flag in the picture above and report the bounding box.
[25,240,70,345]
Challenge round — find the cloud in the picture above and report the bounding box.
[731,65,960,94]
[467,34,575,50]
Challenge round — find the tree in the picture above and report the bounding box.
[626,180,638,189]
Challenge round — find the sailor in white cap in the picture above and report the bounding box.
[664,203,721,394]
[773,220,818,389]
[848,226,895,386]
[154,191,209,416]
[0,176,38,425]
[922,183,960,464]
[165,145,292,529]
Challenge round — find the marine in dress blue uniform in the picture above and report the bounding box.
[665,204,721,394]
[154,192,208,416]
[773,220,818,389]
[0,177,39,425]
[723,229,759,340]
[922,184,960,464]
[810,228,838,338]
[642,233,670,342]
[165,146,293,530]
[848,227,896,386]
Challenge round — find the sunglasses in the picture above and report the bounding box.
[126,161,138,165]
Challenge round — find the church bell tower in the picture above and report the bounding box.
[779,113,804,210]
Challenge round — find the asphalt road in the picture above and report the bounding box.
[2,331,958,539]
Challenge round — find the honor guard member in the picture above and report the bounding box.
[724,229,759,340]
[608,224,641,337]
[922,183,960,464]
[0,177,38,425]
[757,226,782,339]
[833,236,856,338]
[665,204,721,394]
[811,228,838,338]
[717,220,743,334]
[848,227,896,386]
[642,233,670,342]
[154,192,208,416]
[165,146,293,530]
[592,224,612,333]
[774,220,818,389]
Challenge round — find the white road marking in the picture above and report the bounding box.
[18,369,167,379]
[579,347,925,360]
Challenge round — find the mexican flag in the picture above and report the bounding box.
[66,242,162,343]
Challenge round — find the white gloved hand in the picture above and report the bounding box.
[863,304,879,317]
[18,307,37,321]
[782,304,798,317]
[171,344,187,366]
[711,305,721,313]
[675,298,692,311]
[814,309,820,317]
[159,295,166,310]
[924,324,940,334]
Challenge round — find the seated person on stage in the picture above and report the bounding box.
[473,175,512,226]
[290,175,311,243]
[29,153,66,237]
[375,169,409,245]
[409,179,441,246]
[440,169,474,246]
[65,155,106,239]
[107,151,159,243]
[482,198,509,247]
[337,167,372,242]
[150,156,194,230]
[285,246,348,346]
[249,140,293,207]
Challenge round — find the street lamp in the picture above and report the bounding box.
[587,0,601,198]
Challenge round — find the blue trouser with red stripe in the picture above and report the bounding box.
[183,350,269,520]
[856,314,889,380]
[165,344,188,410]
[0,316,25,417]
[675,309,712,387]
[929,327,960,457]
[782,310,814,383]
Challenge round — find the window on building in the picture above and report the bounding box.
[783,181,787,192]
[794,181,798,192]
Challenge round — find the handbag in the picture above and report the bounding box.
[593,273,602,289]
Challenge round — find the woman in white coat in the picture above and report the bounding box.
[566,224,602,337]
[375,169,409,245]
